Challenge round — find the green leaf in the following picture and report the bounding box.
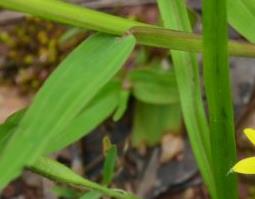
[203,0,238,198]
[113,89,130,122]
[228,0,255,42]
[59,27,85,45]
[0,82,121,154]
[157,0,217,198]
[28,157,139,199]
[132,101,182,147]
[80,191,102,199]
[0,109,25,152]
[0,33,136,188]
[47,81,121,153]
[52,186,78,199]
[102,137,118,185]
[129,68,179,105]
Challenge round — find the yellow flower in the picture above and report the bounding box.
[233,128,255,174]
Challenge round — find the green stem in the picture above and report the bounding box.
[0,0,142,34]
[132,26,255,57]
[1,0,255,57]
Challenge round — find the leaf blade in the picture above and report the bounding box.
[157,0,216,198]
[203,0,238,198]
[0,33,136,188]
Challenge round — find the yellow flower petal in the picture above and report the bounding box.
[244,128,255,146]
[233,157,255,174]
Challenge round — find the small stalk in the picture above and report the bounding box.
[1,0,255,57]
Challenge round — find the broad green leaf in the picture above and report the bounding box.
[47,81,121,153]
[132,101,182,147]
[102,137,118,186]
[157,0,216,198]
[128,68,179,105]
[28,157,139,199]
[0,82,121,154]
[203,0,238,198]
[228,0,255,42]
[0,33,136,188]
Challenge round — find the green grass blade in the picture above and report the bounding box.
[0,33,136,188]
[102,137,118,186]
[28,157,139,199]
[203,0,238,198]
[1,0,255,57]
[113,89,130,122]
[157,0,216,197]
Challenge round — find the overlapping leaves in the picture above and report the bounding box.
[0,33,136,188]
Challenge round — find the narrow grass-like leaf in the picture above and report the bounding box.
[203,0,238,198]
[132,101,182,146]
[1,0,255,57]
[59,27,85,45]
[0,33,136,188]
[113,89,130,122]
[102,137,118,185]
[28,157,139,199]
[128,68,179,104]
[157,0,216,197]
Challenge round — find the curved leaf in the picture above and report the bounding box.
[0,33,136,188]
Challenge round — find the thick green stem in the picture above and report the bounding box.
[1,0,255,57]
